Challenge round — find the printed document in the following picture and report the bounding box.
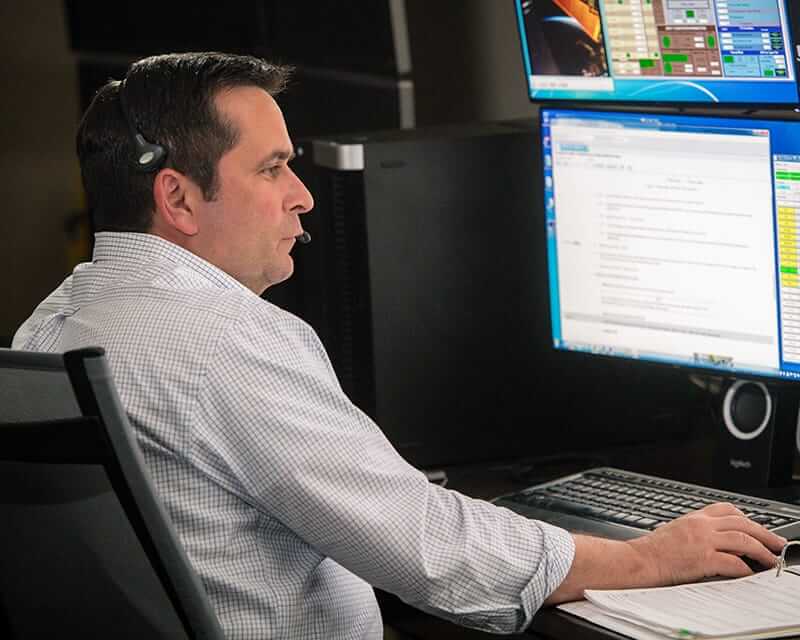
[558,570,800,639]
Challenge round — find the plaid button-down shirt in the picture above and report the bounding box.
[14,232,574,639]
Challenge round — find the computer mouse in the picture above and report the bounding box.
[742,556,774,574]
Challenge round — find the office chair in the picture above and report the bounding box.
[0,347,225,639]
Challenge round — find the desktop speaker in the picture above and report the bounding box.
[712,379,799,490]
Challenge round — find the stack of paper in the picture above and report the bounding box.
[558,570,800,639]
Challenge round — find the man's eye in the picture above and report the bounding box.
[263,165,282,178]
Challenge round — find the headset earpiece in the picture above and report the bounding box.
[118,78,167,173]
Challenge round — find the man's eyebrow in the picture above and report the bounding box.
[258,149,296,165]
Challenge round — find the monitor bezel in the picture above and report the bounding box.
[538,104,800,387]
[516,0,800,109]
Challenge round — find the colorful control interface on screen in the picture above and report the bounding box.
[516,0,799,103]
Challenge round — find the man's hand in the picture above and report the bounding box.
[545,502,788,605]
[630,502,787,584]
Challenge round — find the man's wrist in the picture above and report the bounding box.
[545,535,656,604]
[626,535,665,587]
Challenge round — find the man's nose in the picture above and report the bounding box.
[289,167,314,214]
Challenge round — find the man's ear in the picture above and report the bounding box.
[152,168,201,237]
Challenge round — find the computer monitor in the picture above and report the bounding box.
[515,0,800,105]
[542,107,800,380]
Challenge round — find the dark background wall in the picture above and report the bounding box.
[1,2,83,346]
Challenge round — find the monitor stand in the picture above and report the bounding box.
[712,379,800,491]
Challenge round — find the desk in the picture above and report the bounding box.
[380,590,634,639]
[378,435,800,639]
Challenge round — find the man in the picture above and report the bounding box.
[14,52,786,639]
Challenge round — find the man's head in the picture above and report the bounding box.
[77,52,314,293]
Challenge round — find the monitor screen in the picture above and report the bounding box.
[515,0,800,105]
[541,107,800,381]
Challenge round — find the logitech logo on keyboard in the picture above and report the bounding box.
[729,458,753,469]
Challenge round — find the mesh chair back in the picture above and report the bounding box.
[0,348,224,639]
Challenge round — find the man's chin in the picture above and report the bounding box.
[262,262,294,293]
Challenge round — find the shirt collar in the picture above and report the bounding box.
[92,231,252,293]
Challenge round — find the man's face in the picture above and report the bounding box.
[193,86,313,294]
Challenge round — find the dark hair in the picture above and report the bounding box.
[76,52,292,232]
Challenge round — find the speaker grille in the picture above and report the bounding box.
[731,383,768,434]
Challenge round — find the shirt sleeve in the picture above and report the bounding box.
[12,276,74,350]
[188,304,576,634]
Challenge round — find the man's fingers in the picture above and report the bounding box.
[711,515,786,550]
[701,502,745,517]
[710,552,754,578]
[714,530,779,569]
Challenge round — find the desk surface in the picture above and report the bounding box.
[378,436,800,639]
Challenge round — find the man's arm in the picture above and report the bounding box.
[545,502,787,604]
[195,309,575,634]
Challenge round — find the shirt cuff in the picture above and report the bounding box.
[518,521,576,630]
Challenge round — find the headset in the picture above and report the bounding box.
[117,78,167,173]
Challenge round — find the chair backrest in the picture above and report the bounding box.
[0,348,225,639]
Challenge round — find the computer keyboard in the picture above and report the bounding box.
[494,467,800,541]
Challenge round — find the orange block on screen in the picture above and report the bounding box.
[553,0,602,42]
